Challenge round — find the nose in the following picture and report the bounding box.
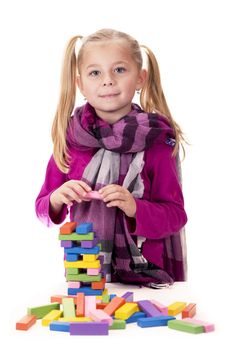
[102,73,114,87]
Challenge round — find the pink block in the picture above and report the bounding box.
[89,309,113,326]
[150,299,168,315]
[183,317,215,332]
[84,191,103,200]
[87,268,101,275]
[68,281,81,288]
[85,296,96,316]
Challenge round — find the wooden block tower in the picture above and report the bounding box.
[59,222,106,296]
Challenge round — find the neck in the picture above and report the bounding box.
[95,104,132,124]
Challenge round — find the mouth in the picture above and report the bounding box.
[99,93,120,98]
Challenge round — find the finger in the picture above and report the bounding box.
[62,188,82,202]
[74,181,92,192]
[98,184,119,195]
[106,200,125,210]
[103,191,126,203]
[68,183,89,199]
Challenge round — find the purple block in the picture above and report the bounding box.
[61,240,73,248]
[81,236,99,248]
[69,322,109,335]
[137,300,162,317]
[121,292,133,302]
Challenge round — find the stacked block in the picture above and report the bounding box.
[59,221,106,296]
[16,221,215,335]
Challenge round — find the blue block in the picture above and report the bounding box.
[109,294,117,301]
[137,315,176,328]
[68,287,103,296]
[64,246,100,255]
[66,254,79,262]
[49,321,70,332]
[76,222,93,234]
[126,312,146,323]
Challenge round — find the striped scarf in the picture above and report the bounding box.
[68,103,186,287]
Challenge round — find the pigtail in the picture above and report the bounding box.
[52,35,83,173]
[140,45,186,157]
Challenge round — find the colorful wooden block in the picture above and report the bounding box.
[84,191,103,200]
[68,287,103,296]
[67,273,101,283]
[84,295,96,316]
[168,302,187,316]
[87,267,101,276]
[138,315,176,328]
[27,303,60,319]
[150,299,168,315]
[66,254,79,262]
[168,319,204,334]
[68,282,81,289]
[121,292,133,302]
[69,322,109,335]
[182,303,196,318]
[64,246,100,255]
[91,279,106,290]
[49,321,70,332]
[81,237,99,248]
[103,297,126,316]
[42,309,63,326]
[83,254,98,262]
[89,309,113,325]
[58,317,91,322]
[109,319,126,330]
[60,222,77,234]
[59,232,94,241]
[126,311,146,323]
[16,315,36,330]
[76,293,85,317]
[64,259,100,269]
[115,303,139,320]
[62,298,76,317]
[182,318,215,332]
[137,300,162,317]
[75,222,93,234]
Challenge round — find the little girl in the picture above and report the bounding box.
[36,29,187,287]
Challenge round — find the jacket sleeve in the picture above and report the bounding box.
[130,142,187,239]
[35,155,68,226]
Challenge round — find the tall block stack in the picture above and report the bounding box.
[59,221,106,296]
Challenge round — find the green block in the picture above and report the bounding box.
[102,294,110,303]
[109,319,126,330]
[66,268,79,275]
[66,273,102,282]
[62,298,76,317]
[27,302,60,319]
[168,320,204,334]
[59,232,94,241]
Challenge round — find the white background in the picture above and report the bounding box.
[0,0,229,348]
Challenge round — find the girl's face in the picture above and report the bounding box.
[77,40,146,124]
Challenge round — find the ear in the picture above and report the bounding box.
[136,69,147,90]
[76,75,85,96]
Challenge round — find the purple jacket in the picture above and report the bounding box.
[35,127,187,271]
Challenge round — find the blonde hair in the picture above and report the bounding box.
[52,29,186,173]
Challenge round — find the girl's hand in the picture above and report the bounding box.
[50,180,92,214]
[98,184,136,218]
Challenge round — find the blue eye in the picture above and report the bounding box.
[89,70,100,77]
[114,67,126,73]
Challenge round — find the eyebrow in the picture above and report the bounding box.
[86,61,129,70]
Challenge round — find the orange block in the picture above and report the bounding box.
[182,303,196,318]
[76,293,85,317]
[91,277,106,290]
[96,303,108,310]
[50,295,78,305]
[16,315,36,330]
[103,297,126,316]
[60,221,77,234]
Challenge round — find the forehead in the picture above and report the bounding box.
[80,39,134,66]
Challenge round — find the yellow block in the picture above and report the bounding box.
[58,317,92,322]
[115,303,139,320]
[42,310,63,326]
[168,302,187,316]
[64,260,100,269]
[83,254,99,262]
[102,288,108,295]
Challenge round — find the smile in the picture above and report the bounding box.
[99,93,120,98]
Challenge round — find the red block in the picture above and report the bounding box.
[16,315,36,330]
[182,303,196,318]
